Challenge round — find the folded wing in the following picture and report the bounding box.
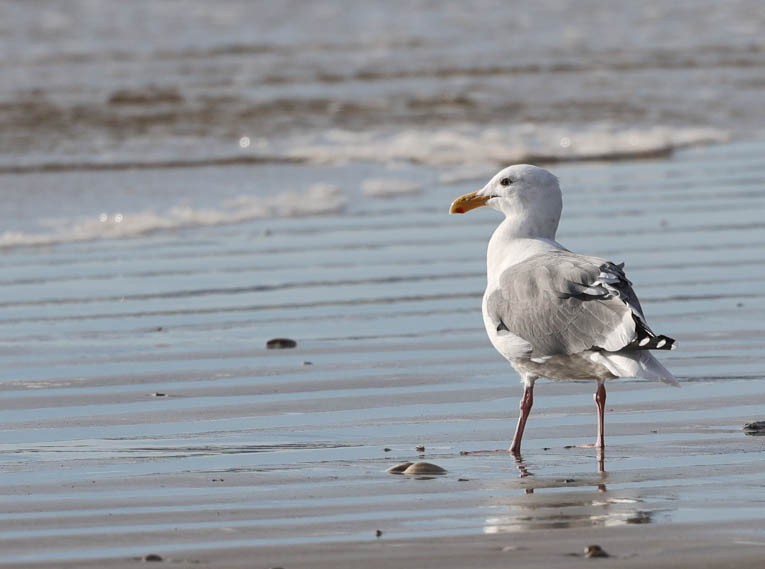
[485,250,674,358]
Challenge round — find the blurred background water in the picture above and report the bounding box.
[1,0,764,244]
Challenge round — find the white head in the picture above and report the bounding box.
[450,164,562,239]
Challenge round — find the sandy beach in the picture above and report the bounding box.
[3,141,765,567]
[2,1,765,567]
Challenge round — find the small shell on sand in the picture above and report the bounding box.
[386,461,447,475]
[266,338,297,349]
[403,462,447,475]
[584,544,609,558]
[386,462,413,474]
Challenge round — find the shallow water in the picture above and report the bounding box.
[2,1,765,564]
[1,139,765,564]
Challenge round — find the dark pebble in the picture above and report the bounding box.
[151,393,166,397]
[744,421,765,434]
[383,447,391,452]
[266,338,297,349]
[415,445,425,452]
[143,554,164,562]
[376,529,383,538]
[584,544,609,558]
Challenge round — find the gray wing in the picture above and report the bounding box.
[486,250,662,357]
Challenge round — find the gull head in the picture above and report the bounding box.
[449,164,563,239]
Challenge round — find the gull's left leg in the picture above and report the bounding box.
[594,380,606,449]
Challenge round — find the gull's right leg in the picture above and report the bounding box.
[509,376,536,455]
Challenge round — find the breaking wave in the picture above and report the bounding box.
[0,184,346,249]
[1,123,728,175]
[281,124,729,167]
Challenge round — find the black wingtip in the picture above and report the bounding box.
[632,334,676,351]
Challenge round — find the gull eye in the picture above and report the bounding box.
[499,177,512,186]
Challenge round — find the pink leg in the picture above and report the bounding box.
[594,381,606,449]
[509,383,534,454]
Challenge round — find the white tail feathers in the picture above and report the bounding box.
[594,351,680,387]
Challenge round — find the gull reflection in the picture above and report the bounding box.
[483,453,658,533]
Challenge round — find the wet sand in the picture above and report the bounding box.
[2,141,765,566]
[8,524,765,569]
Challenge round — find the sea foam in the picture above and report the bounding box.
[284,124,728,167]
[0,184,346,248]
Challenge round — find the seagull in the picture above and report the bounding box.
[450,164,678,454]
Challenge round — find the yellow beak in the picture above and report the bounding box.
[449,190,490,214]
